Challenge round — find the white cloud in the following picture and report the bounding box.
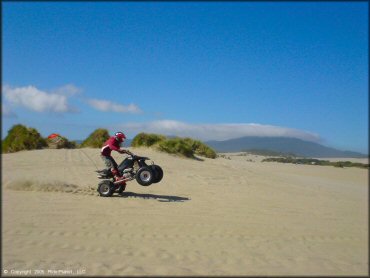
[2,104,17,118]
[87,98,142,114]
[3,85,76,113]
[117,120,321,142]
[52,84,82,96]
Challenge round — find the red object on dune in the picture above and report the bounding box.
[48,133,60,139]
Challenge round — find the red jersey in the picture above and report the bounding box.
[101,137,121,156]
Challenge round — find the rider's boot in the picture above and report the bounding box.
[111,168,125,183]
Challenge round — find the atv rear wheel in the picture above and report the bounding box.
[97,180,114,197]
[136,166,154,186]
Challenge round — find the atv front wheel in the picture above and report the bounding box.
[97,180,114,197]
[151,165,163,183]
[136,167,154,186]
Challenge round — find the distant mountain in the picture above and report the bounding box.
[205,137,368,158]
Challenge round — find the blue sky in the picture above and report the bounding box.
[2,2,368,154]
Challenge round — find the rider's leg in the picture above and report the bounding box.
[111,167,126,182]
[101,155,123,182]
[109,157,126,182]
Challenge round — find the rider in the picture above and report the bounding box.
[100,131,132,181]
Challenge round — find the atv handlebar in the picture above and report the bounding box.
[120,150,134,156]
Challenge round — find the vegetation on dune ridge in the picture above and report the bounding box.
[181,137,217,159]
[131,132,217,159]
[157,138,194,158]
[2,124,47,153]
[47,135,77,149]
[262,157,369,169]
[131,133,166,147]
[2,124,80,153]
[80,128,110,148]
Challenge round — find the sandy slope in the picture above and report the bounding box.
[2,148,368,276]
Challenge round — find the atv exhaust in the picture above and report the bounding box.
[113,176,134,185]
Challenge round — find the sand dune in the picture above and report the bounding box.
[2,148,368,276]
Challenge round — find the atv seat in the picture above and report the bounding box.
[133,155,149,160]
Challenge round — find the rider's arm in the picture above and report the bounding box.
[108,138,131,154]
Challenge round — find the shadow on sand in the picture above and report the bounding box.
[114,191,191,202]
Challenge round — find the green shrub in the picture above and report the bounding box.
[131,132,166,147]
[183,138,217,159]
[46,134,76,149]
[61,137,77,148]
[2,124,47,153]
[157,138,194,158]
[131,133,217,159]
[80,128,110,148]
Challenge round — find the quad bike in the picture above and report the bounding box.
[95,153,163,197]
